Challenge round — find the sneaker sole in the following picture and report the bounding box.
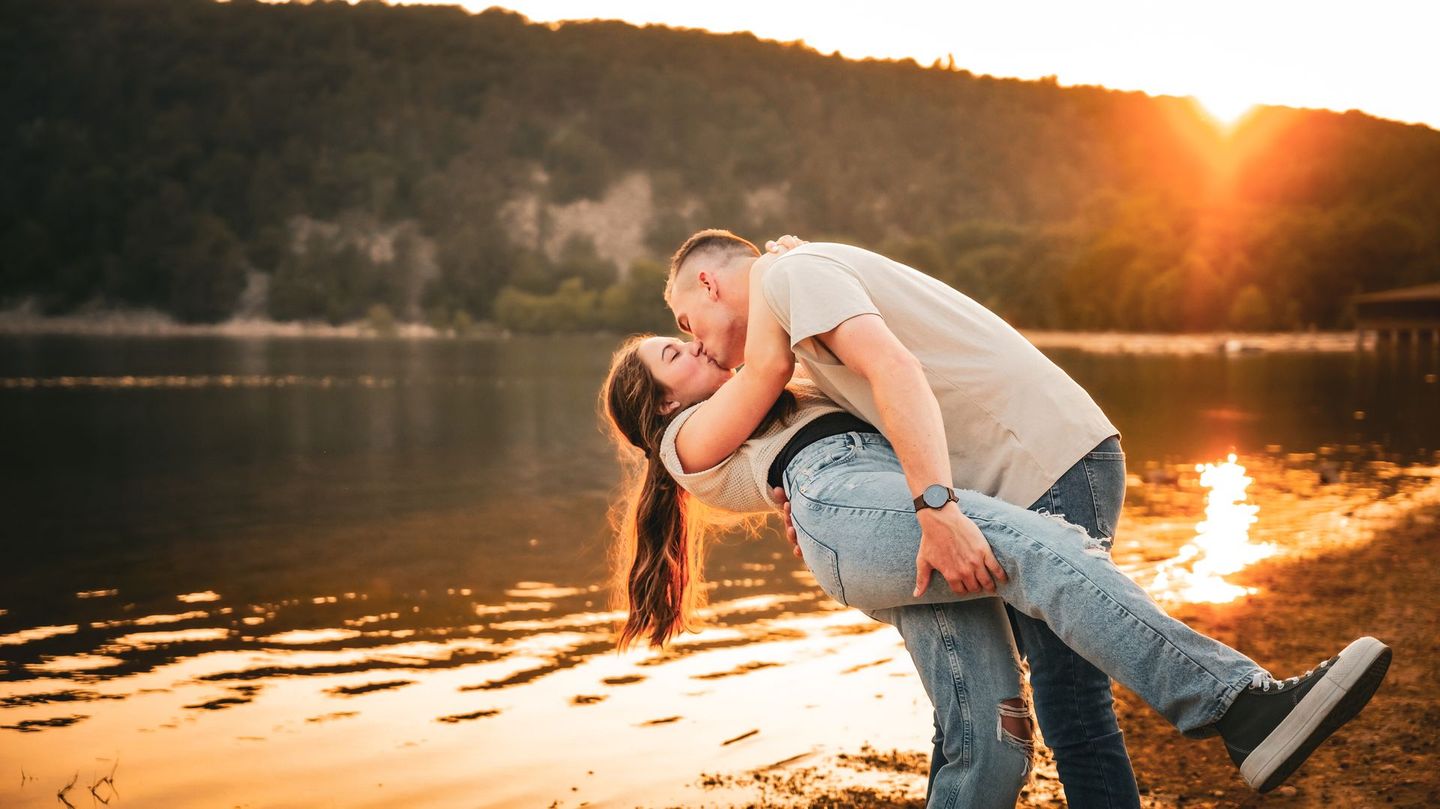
[1241,636,1392,793]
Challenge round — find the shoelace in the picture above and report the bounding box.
[1247,658,1332,692]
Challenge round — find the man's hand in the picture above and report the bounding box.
[914,504,1008,597]
[771,486,801,559]
[800,310,1007,599]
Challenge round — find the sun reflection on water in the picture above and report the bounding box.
[1148,454,1277,604]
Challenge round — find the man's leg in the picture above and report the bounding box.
[923,437,1139,807]
[1010,435,1142,809]
[927,707,945,798]
[864,599,1032,809]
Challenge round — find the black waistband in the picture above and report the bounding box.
[766,411,881,489]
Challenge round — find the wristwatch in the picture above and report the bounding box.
[913,483,959,511]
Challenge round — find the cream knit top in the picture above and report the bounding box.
[657,379,846,513]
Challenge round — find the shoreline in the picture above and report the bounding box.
[0,306,503,340]
[0,306,1381,353]
[1021,329,1376,354]
[688,502,1440,808]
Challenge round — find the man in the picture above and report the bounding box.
[665,229,1142,809]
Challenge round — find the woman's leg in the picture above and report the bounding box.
[862,599,1032,809]
[783,432,1261,736]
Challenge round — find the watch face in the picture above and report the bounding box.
[923,485,950,508]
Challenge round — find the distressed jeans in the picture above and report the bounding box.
[781,431,1263,809]
[993,434,1140,808]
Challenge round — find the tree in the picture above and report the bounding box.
[1228,284,1273,331]
[2,0,1436,332]
[168,215,250,323]
[598,259,671,332]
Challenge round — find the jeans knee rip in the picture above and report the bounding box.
[1033,508,1113,559]
[997,697,1035,778]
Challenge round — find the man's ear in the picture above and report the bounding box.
[697,270,720,302]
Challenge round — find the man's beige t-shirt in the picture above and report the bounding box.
[759,241,1119,508]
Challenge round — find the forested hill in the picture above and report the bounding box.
[4,0,1438,332]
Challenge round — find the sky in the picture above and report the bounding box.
[386,0,1440,130]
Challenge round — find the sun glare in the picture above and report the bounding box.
[1193,90,1257,127]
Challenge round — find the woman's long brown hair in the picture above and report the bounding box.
[599,333,796,652]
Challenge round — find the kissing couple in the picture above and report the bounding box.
[598,230,1391,808]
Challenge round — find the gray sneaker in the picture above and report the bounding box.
[1215,636,1391,793]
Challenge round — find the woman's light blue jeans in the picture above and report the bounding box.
[781,430,1264,809]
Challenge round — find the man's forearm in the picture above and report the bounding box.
[866,356,952,498]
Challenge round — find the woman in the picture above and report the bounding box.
[597,246,1392,807]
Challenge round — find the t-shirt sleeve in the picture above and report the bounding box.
[657,403,733,485]
[760,250,882,349]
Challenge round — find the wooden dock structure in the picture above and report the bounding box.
[1353,282,1440,348]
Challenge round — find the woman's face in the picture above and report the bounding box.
[638,335,732,415]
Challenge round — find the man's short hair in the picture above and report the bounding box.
[665,229,760,302]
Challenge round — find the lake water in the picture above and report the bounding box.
[2,334,1438,807]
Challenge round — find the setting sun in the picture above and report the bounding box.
[1194,90,1258,127]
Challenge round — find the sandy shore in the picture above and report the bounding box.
[685,503,1440,808]
[0,305,1381,354]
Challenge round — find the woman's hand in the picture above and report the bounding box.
[772,486,802,559]
[764,234,808,254]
